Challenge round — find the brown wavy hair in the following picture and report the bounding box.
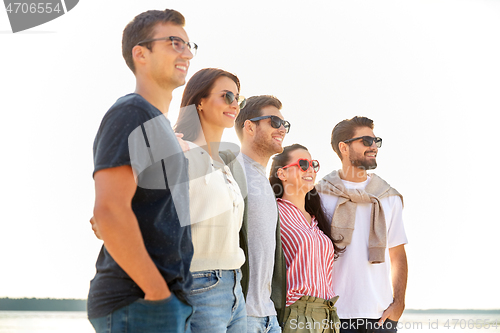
[174,68,240,141]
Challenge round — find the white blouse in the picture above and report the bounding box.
[184,141,245,272]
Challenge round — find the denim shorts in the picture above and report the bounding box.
[247,315,282,333]
[188,269,247,333]
[89,292,193,333]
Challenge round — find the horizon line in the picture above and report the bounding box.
[0,298,499,313]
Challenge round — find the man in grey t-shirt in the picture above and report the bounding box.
[233,95,291,332]
[240,153,278,318]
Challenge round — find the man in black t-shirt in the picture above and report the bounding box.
[88,9,198,333]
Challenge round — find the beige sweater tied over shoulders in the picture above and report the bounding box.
[316,170,403,264]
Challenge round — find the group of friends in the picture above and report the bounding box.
[87,8,408,333]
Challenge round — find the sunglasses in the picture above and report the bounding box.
[245,115,291,133]
[282,158,320,173]
[209,91,246,109]
[223,91,246,109]
[136,36,198,57]
[343,136,382,148]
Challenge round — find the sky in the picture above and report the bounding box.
[0,0,499,310]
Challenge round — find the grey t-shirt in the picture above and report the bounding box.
[242,153,278,317]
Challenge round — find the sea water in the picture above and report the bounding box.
[0,311,92,333]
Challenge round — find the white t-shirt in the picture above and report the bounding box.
[320,176,407,319]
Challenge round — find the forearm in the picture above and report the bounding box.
[390,245,408,305]
[95,205,169,299]
[379,245,407,323]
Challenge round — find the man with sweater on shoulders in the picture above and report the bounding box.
[317,116,408,333]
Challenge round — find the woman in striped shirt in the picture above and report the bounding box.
[269,144,344,333]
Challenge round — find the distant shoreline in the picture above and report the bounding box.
[0,298,86,311]
[405,309,500,314]
[1,298,499,313]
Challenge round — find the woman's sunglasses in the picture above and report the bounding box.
[246,115,291,133]
[343,136,382,148]
[222,91,246,109]
[282,158,320,173]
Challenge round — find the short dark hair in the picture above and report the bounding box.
[174,68,240,142]
[122,9,185,73]
[235,95,282,141]
[331,116,374,160]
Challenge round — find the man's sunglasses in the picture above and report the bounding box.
[245,115,291,133]
[136,36,198,57]
[282,158,320,173]
[343,136,382,148]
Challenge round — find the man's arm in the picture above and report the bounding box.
[379,244,408,324]
[93,165,170,301]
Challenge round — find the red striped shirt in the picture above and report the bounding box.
[277,198,336,306]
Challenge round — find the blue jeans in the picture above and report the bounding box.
[188,269,247,333]
[248,315,282,333]
[89,293,193,333]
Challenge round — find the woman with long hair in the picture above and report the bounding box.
[269,144,344,333]
[173,68,247,333]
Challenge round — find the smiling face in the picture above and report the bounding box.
[253,105,287,157]
[146,23,193,90]
[281,148,316,196]
[345,126,378,170]
[198,76,240,131]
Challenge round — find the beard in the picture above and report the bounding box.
[349,148,377,170]
[253,127,283,157]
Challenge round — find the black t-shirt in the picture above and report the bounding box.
[87,93,192,319]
